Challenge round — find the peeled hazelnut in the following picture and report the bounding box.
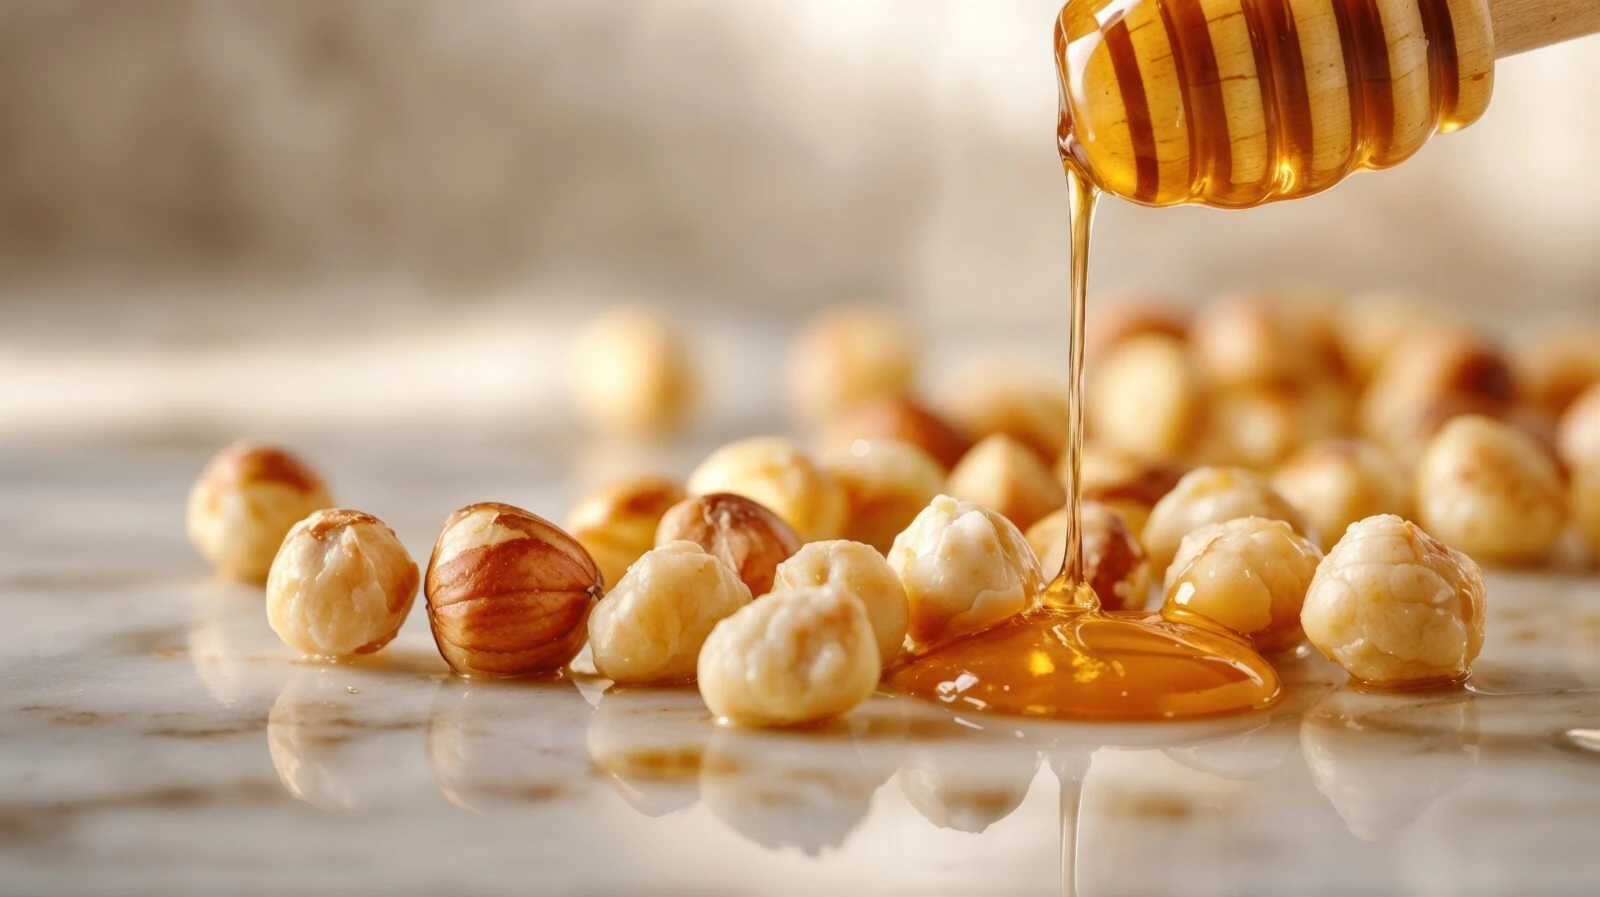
[788,305,918,425]
[1414,415,1566,566]
[1087,333,1206,462]
[1141,466,1311,574]
[1201,384,1347,470]
[425,502,602,677]
[941,365,1069,461]
[1302,514,1486,687]
[818,394,972,470]
[656,493,802,597]
[1334,292,1432,387]
[888,495,1043,652]
[698,585,880,727]
[266,510,419,658]
[1025,502,1149,610]
[1189,294,1340,388]
[1272,439,1411,552]
[1558,381,1600,471]
[772,540,909,667]
[588,541,752,684]
[1358,327,1517,453]
[820,439,945,553]
[945,434,1066,531]
[186,441,334,583]
[1161,516,1322,653]
[572,305,695,437]
[686,437,846,542]
[564,476,686,589]
[1512,318,1600,416]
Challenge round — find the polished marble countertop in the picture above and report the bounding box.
[4,438,1600,896]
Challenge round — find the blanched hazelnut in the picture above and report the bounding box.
[698,585,880,727]
[1026,501,1149,610]
[186,441,335,583]
[572,305,695,437]
[1571,463,1600,555]
[1064,445,1187,537]
[1273,439,1411,552]
[820,439,945,553]
[1201,384,1348,470]
[1161,516,1321,652]
[772,540,909,666]
[1414,415,1566,566]
[686,437,846,542]
[588,541,752,684]
[425,502,603,677]
[564,476,687,589]
[945,434,1066,531]
[788,305,917,425]
[1558,381,1600,470]
[1140,466,1310,575]
[1302,514,1486,686]
[1087,334,1206,462]
[655,493,802,597]
[1358,327,1516,453]
[887,495,1043,651]
[942,365,1069,461]
[1334,292,1431,387]
[266,510,419,658]
[818,393,972,470]
[1512,319,1600,416]
[1189,294,1340,388]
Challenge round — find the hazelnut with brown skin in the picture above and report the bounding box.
[564,476,687,589]
[656,493,802,597]
[686,437,847,542]
[186,441,335,583]
[1063,445,1187,537]
[818,394,972,470]
[425,502,603,677]
[1025,501,1150,610]
[945,434,1066,531]
[1358,327,1517,453]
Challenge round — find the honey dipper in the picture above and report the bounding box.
[1056,0,1600,207]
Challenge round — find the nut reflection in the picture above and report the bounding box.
[188,585,278,708]
[1300,687,1479,841]
[899,733,1041,834]
[586,688,710,817]
[267,667,419,810]
[1162,715,1298,781]
[426,675,592,813]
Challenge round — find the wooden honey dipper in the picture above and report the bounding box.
[1055,0,1600,207]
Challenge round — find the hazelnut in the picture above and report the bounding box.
[1511,318,1600,416]
[655,493,802,597]
[564,476,686,589]
[787,305,918,425]
[686,437,846,542]
[425,502,602,677]
[1064,445,1187,537]
[1086,294,1189,364]
[1357,327,1517,453]
[1201,383,1348,470]
[1272,439,1411,552]
[1188,294,1340,388]
[572,305,695,437]
[1025,501,1149,610]
[186,441,334,583]
[941,364,1069,461]
[1557,381,1600,471]
[1302,514,1486,687]
[887,495,1043,652]
[772,540,909,666]
[698,585,880,727]
[265,510,419,658]
[1414,415,1566,566]
[945,434,1066,531]
[588,541,752,684]
[820,439,946,553]
[1333,292,1432,387]
[1571,463,1600,555]
[818,393,972,470]
[1140,466,1311,574]
[1087,333,1206,462]
[1161,516,1322,652]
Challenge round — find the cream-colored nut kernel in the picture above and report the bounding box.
[698,585,880,727]
[588,541,752,685]
[572,305,695,437]
[1026,501,1149,610]
[655,493,802,597]
[1335,292,1432,387]
[1141,466,1311,575]
[788,305,918,425]
[1160,516,1321,652]
[425,502,602,677]
[1358,327,1516,452]
[1301,514,1486,686]
[818,393,972,470]
[1189,294,1337,388]
[686,437,847,542]
[1414,415,1566,566]
[1558,382,1600,471]
[820,439,945,553]
[1571,463,1600,554]
[265,510,418,658]
[772,540,909,667]
[1200,383,1350,470]
[941,365,1070,461]
[945,434,1066,531]
[887,495,1043,652]
[564,476,686,589]
[1512,318,1600,416]
[1087,334,1206,462]
[186,441,335,583]
[1273,439,1411,552]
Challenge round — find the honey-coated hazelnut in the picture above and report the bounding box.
[425,502,603,677]
[655,493,802,597]
[787,305,918,425]
[1025,501,1149,610]
[564,476,686,589]
[588,541,752,684]
[771,540,909,667]
[1140,465,1311,574]
[1414,415,1566,566]
[1161,516,1322,653]
[818,394,973,470]
[941,365,1070,461]
[686,437,846,542]
[186,441,335,583]
[266,509,419,658]
[945,434,1066,531]
[572,305,695,437]
[1272,439,1411,552]
[1087,333,1206,462]
[820,439,946,553]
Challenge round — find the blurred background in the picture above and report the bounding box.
[3,0,1598,443]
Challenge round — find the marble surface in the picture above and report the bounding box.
[4,440,1600,896]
